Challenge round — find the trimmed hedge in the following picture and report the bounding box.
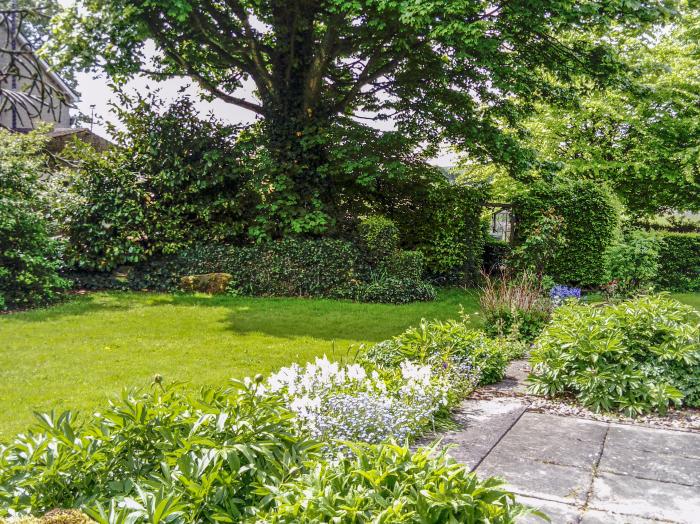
[65,239,437,304]
[655,232,700,291]
[512,178,621,287]
[391,183,488,284]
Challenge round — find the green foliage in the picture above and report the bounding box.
[524,10,700,215]
[362,317,513,387]
[53,95,258,271]
[378,250,426,281]
[604,230,661,295]
[655,232,700,292]
[47,0,672,237]
[256,441,531,524]
[480,272,552,343]
[529,295,700,416]
[512,177,622,286]
[351,276,437,305]
[483,237,511,275]
[0,130,69,309]
[357,215,399,261]
[511,210,567,280]
[394,182,488,283]
[0,381,320,519]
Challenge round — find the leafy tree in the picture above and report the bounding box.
[48,0,674,235]
[0,128,69,309]
[526,7,700,215]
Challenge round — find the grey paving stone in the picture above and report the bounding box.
[590,471,700,523]
[480,359,532,396]
[492,413,606,469]
[580,509,672,523]
[477,454,592,504]
[517,495,581,523]
[433,397,528,470]
[606,424,700,460]
[599,444,700,487]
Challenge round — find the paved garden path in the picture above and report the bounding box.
[436,362,700,523]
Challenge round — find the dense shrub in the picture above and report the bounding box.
[483,237,511,275]
[362,317,517,387]
[655,232,700,291]
[529,295,700,415]
[256,442,531,524]
[0,382,319,519]
[351,276,437,304]
[378,249,426,280]
[604,230,661,295]
[480,272,552,343]
[53,95,258,271]
[391,182,488,283]
[66,239,439,304]
[512,177,621,286]
[357,215,399,261]
[0,130,69,309]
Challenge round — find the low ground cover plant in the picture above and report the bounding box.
[0,351,525,522]
[266,357,453,444]
[360,316,520,388]
[255,442,531,523]
[529,295,700,416]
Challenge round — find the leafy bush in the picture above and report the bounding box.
[0,130,69,309]
[480,272,552,343]
[378,249,425,280]
[655,232,700,291]
[256,441,531,524]
[512,177,622,286]
[529,295,700,415]
[351,276,436,304]
[391,182,488,283]
[604,230,661,295]
[0,382,319,519]
[357,215,399,261]
[362,317,512,387]
[266,357,452,444]
[53,95,258,271]
[483,237,511,275]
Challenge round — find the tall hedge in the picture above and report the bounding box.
[390,183,488,283]
[512,178,621,286]
[655,232,700,291]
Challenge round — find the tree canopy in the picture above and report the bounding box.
[525,7,700,215]
[48,0,676,234]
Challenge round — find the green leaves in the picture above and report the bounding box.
[529,295,700,415]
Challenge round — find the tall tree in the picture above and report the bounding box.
[48,0,675,235]
[525,6,700,215]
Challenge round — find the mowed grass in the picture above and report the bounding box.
[0,289,479,439]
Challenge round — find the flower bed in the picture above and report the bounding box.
[0,318,525,522]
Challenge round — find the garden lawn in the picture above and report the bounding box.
[0,289,478,439]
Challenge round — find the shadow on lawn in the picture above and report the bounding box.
[2,289,481,344]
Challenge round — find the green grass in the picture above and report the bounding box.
[0,289,479,439]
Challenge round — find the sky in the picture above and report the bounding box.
[57,1,457,165]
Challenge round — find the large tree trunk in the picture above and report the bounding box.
[255,1,336,238]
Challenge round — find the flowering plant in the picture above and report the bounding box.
[266,357,451,444]
[549,285,581,306]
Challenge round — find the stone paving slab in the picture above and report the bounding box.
[491,412,607,469]
[427,397,527,470]
[447,404,700,523]
[478,454,593,505]
[589,471,700,523]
